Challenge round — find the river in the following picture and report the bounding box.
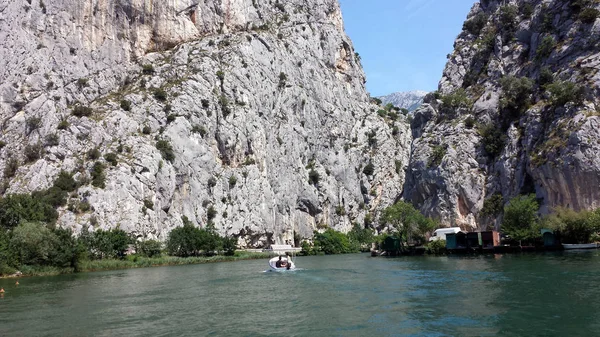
[2,252,600,336]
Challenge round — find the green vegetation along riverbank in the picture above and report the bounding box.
[2,251,272,278]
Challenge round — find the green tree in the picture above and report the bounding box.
[502,195,540,242]
[221,236,237,256]
[51,227,82,268]
[137,240,162,258]
[542,207,600,244]
[348,223,374,251]
[381,201,436,248]
[167,224,202,257]
[9,222,58,266]
[201,222,222,254]
[87,228,131,259]
[0,194,58,230]
[313,228,358,255]
[0,229,18,274]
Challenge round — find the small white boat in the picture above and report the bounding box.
[268,256,296,271]
[563,243,599,250]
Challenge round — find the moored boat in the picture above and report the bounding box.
[563,243,599,250]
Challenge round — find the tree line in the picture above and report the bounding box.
[301,201,438,255]
[499,194,600,244]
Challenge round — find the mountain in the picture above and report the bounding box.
[378,91,428,112]
[0,0,411,246]
[404,0,600,229]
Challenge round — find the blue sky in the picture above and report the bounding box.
[339,0,476,96]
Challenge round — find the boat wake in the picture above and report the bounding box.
[263,268,305,273]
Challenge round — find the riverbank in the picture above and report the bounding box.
[1,251,273,278]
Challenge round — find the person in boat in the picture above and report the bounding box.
[275,255,289,268]
[275,255,283,268]
[0,288,4,293]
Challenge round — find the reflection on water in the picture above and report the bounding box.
[2,252,600,336]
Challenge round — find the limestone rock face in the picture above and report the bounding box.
[378,90,428,113]
[0,0,411,246]
[405,0,600,229]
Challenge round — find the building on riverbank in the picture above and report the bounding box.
[445,232,467,251]
[446,231,500,253]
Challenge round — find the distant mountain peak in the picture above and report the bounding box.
[378,90,428,112]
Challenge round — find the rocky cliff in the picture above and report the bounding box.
[379,90,427,113]
[404,0,600,229]
[0,0,411,246]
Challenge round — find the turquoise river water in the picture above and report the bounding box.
[2,252,600,336]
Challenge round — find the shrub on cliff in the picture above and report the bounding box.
[88,148,101,160]
[579,8,599,23]
[520,3,534,18]
[499,5,518,30]
[104,152,118,166]
[440,88,471,111]
[546,81,584,107]
[142,64,155,75]
[463,12,488,36]
[24,142,43,162]
[72,105,93,117]
[538,67,554,88]
[120,99,132,111]
[535,36,556,61]
[153,88,167,102]
[428,145,447,168]
[464,116,476,129]
[362,162,375,176]
[156,140,175,163]
[4,157,19,178]
[91,161,106,188]
[499,75,534,117]
[481,193,504,217]
[570,0,594,12]
[479,124,506,159]
[308,169,320,185]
